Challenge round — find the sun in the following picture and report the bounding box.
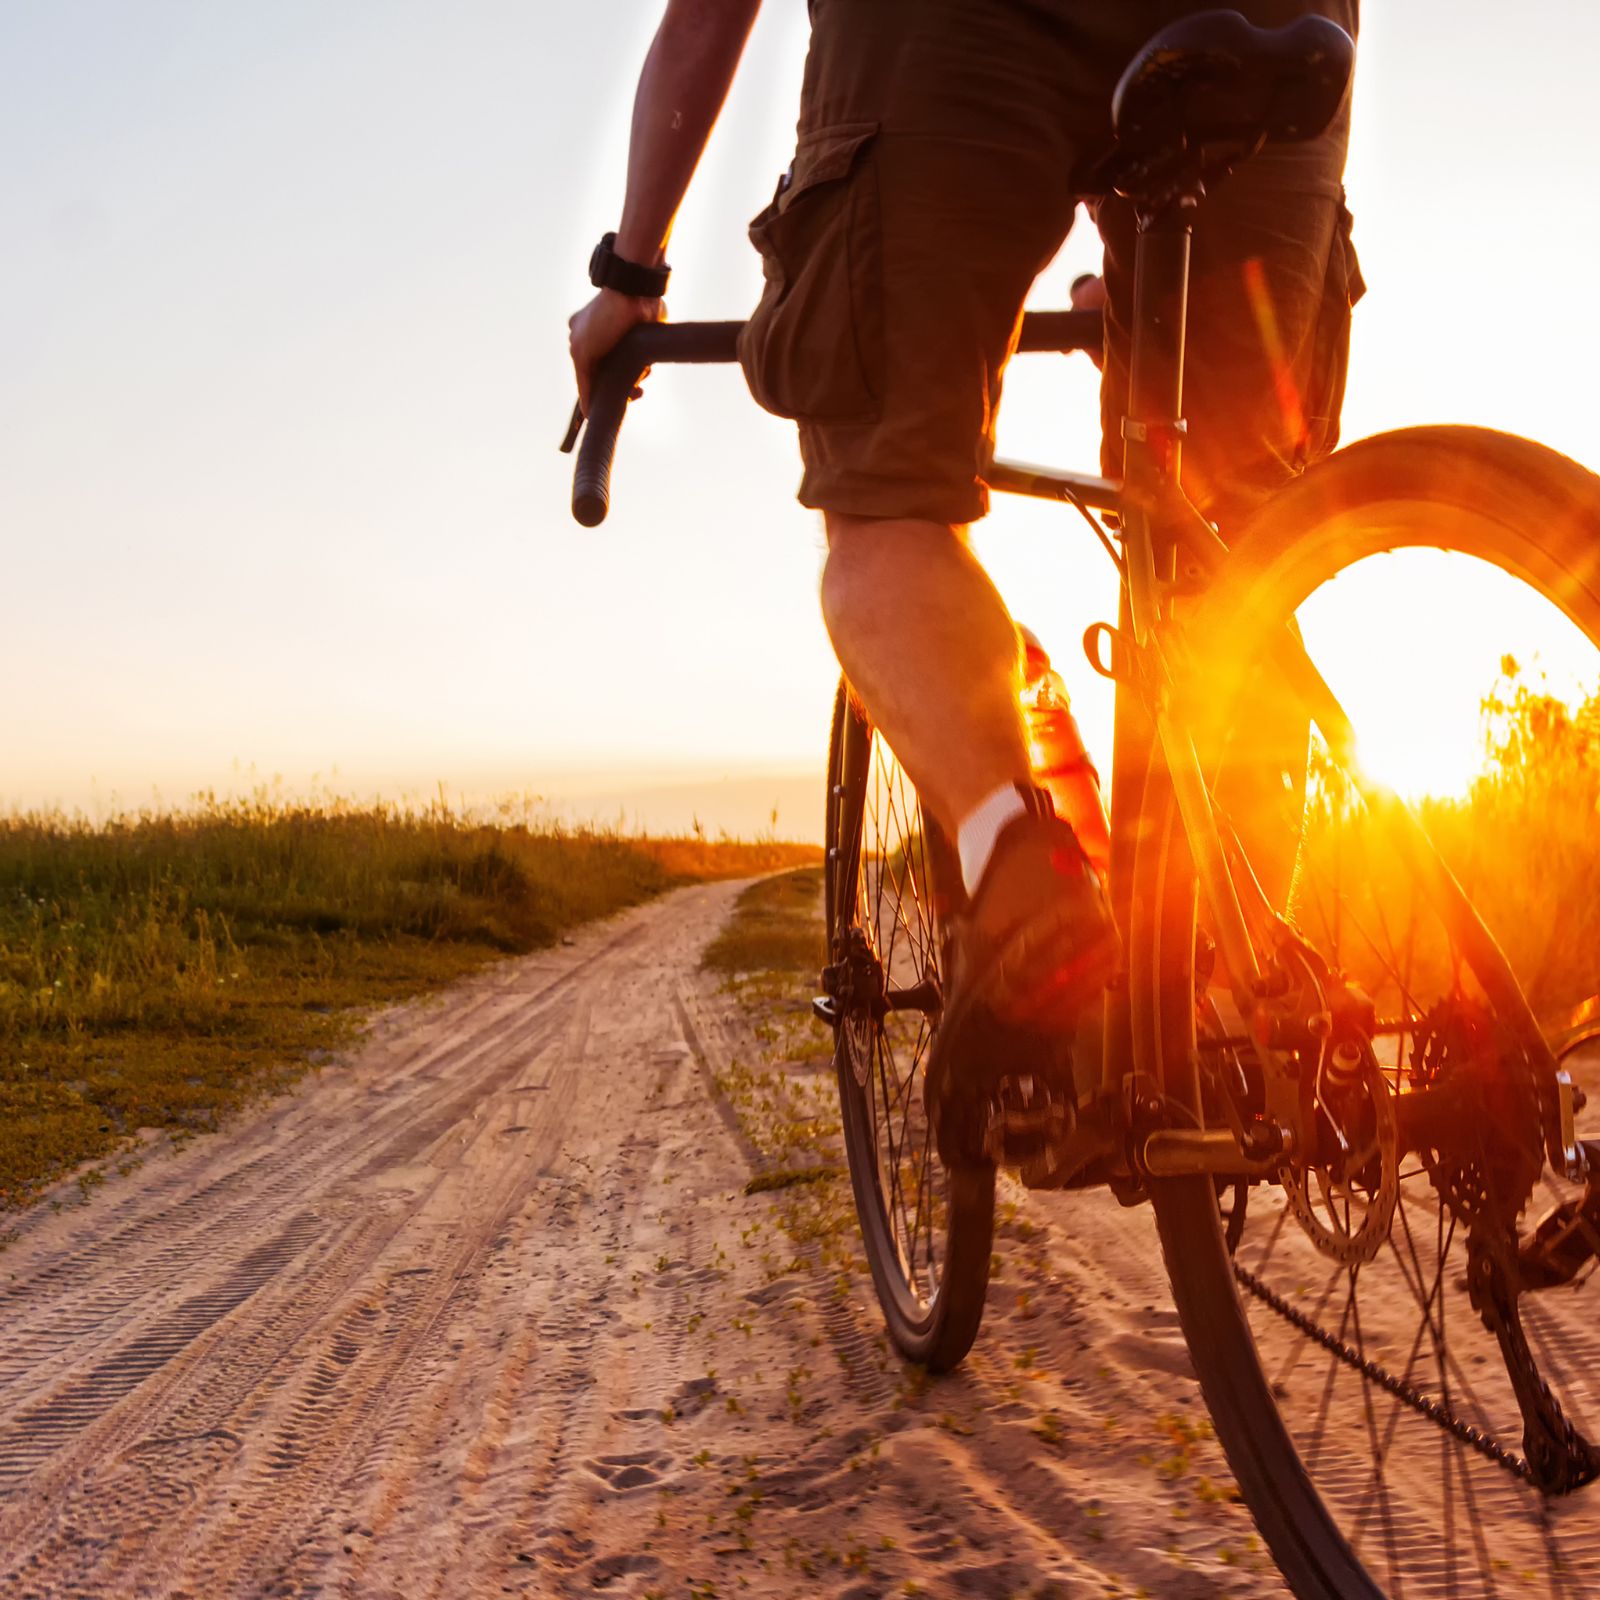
[1295,549,1598,801]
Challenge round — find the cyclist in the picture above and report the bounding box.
[568,1,1362,1164]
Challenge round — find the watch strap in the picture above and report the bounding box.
[589,232,670,298]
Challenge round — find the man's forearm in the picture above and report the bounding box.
[614,0,761,267]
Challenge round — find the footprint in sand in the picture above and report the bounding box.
[1106,1331,1196,1378]
[740,1277,807,1307]
[582,1550,662,1591]
[663,1373,719,1418]
[581,1451,672,1492]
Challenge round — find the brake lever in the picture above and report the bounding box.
[558,400,584,454]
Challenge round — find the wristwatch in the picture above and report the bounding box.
[588,232,670,298]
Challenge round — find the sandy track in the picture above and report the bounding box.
[17,878,1588,1597]
[0,880,1270,1598]
[0,877,1280,1599]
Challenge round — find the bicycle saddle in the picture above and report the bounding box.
[1112,10,1354,163]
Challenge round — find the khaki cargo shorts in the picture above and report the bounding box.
[737,0,1363,532]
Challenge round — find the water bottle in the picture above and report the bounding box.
[1018,626,1112,881]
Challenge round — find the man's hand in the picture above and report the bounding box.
[1071,272,1107,370]
[569,288,664,417]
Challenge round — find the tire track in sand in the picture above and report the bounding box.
[0,886,732,1598]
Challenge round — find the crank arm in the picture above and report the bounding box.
[1139,1124,1288,1179]
[1017,1091,1122,1191]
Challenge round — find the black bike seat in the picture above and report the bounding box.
[1112,10,1355,162]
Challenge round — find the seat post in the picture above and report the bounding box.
[1120,186,1201,578]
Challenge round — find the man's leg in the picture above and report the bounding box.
[820,514,1031,837]
[741,2,1125,1164]
[820,504,1118,1168]
[762,5,1100,858]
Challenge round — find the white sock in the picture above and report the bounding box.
[957,782,1030,898]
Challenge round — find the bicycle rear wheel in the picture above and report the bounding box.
[1137,428,1600,1598]
[824,681,994,1371]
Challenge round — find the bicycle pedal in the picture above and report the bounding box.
[982,1075,1071,1167]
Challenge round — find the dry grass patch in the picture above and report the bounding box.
[0,796,816,1210]
[701,867,826,981]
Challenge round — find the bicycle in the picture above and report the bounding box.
[564,13,1600,1596]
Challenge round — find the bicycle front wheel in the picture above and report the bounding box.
[824,681,994,1372]
[1137,427,1600,1598]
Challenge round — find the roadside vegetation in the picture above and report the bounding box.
[1297,662,1600,1021]
[1425,665,1600,1016]
[0,795,816,1209]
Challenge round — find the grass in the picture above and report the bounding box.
[0,794,817,1210]
[701,866,827,979]
[744,1164,843,1196]
[1421,672,1600,1016]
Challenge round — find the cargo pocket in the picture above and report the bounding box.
[1305,194,1365,463]
[737,121,882,423]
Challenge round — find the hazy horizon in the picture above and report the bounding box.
[4,757,827,841]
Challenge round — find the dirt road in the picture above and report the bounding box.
[0,882,1319,1597]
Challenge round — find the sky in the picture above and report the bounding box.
[6,2,1600,835]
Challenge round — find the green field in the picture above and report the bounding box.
[0,797,817,1210]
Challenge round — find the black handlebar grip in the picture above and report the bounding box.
[1015,308,1103,354]
[572,337,648,527]
[569,322,744,527]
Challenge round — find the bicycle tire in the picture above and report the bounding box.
[825,680,995,1372]
[1135,426,1600,1599]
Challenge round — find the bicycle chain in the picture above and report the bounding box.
[1236,1155,1598,1489]
[1231,1257,1535,1484]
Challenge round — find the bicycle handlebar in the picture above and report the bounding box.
[563,308,1102,527]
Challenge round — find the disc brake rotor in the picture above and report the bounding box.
[1281,1037,1399,1266]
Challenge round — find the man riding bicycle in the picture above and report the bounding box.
[568,0,1361,1166]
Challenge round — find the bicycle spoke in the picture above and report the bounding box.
[833,712,981,1334]
[1251,1186,1295,1277]
[1346,1291,1408,1576]
[1303,1269,1359,1465]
